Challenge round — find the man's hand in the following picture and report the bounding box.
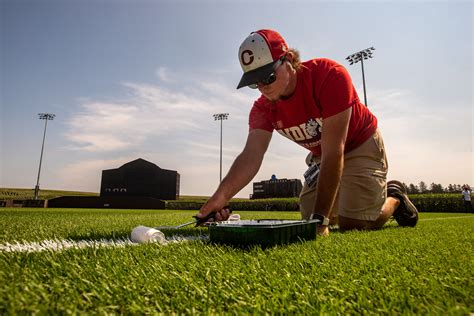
[197,195,231,224]
[317,225,329,236]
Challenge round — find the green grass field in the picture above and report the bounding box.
[0,188,99,200]
[0,208,472,314]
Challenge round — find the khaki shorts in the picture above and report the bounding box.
[299,129,388,221]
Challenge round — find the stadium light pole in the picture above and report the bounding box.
[346,47,375,107]
[213,113,229,183]
[34,113,55,200]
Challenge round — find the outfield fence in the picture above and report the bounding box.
[1,189,470,213]
[166,195,470,213]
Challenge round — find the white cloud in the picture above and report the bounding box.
[64,81,235,152]
[369,88,472,152]
[156,66,176,83]
[368,87,473,185]
[56,158,131,192]
[64,69,259,154]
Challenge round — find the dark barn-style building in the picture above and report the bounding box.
[251,178,303,199]
[48,158,179,209]
[101,158,180,200]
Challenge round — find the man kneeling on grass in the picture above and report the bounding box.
[197,29,418,236]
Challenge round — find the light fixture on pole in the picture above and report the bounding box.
[34,113,55,200]
[213,113,229,183]
[346,47,375,107]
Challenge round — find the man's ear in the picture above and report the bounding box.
[283,52,295,71]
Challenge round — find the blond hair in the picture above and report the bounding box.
[286,48,302,71]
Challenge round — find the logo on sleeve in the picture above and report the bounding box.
[276,118,323,150]
[305,119,322,137]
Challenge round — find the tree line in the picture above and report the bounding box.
[403,182,471,194]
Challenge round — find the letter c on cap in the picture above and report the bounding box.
[241,50,254,66]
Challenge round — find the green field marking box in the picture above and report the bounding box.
[209,219,319,247]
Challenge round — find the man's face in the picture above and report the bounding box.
[257,61,292,102]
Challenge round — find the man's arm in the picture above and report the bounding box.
[198,129,272,220]
[313,107,352,233]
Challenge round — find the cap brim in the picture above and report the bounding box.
[236,60,279,89]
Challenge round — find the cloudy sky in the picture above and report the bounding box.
[1,0,472,198]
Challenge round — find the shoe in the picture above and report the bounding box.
[387,180,418,227]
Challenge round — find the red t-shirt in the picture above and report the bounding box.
[249,58,377,157]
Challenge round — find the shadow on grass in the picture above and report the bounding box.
[64,227,209,242]
[210,223,406,251]
[65,230,131,241]
[159,227,209,237]
[202,236,323,252]
[63,223,402,245]
[328,219,401,233]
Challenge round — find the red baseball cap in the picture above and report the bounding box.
[236,29,289,89]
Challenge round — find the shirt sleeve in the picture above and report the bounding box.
[319,65,359,119]
[248,98,274,132]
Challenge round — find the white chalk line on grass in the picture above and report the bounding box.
[0,235,206,254]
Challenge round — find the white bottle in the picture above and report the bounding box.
[131,226,167,244]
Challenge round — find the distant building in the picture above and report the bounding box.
[48,158,179,209]
[251,178,302,199]
[101,158,180,200]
